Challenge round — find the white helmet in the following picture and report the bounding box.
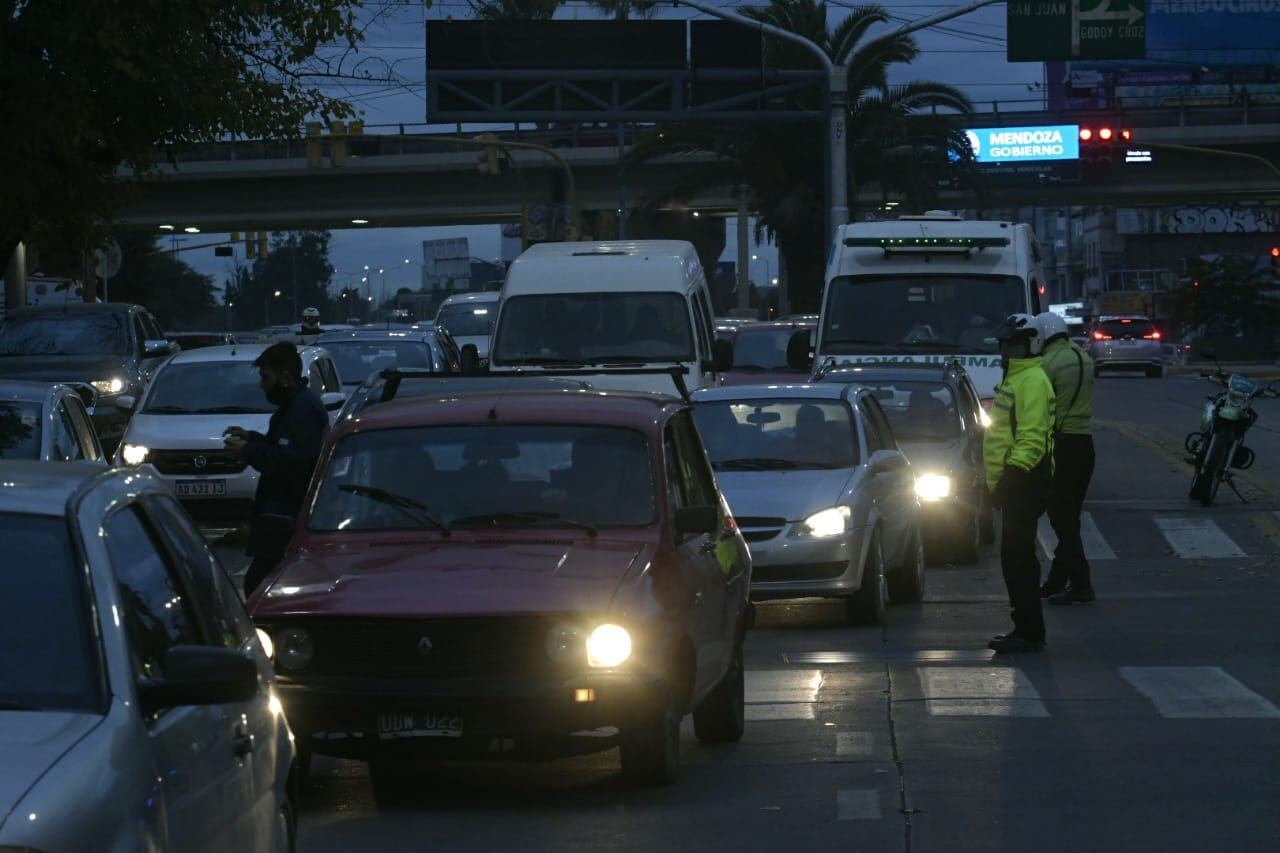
[992,312,1044,355]
[1035,311,1069,343]
[302,306,320,320]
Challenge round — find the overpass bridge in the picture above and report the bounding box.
[114,105,1280,233]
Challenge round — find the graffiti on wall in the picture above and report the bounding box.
[1117,206,1279,235]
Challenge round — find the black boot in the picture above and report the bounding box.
[988,632,1045,654]
[1049,587,1096,605]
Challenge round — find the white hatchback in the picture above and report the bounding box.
[114,343,345,522]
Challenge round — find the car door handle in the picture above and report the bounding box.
[233,725,256,758]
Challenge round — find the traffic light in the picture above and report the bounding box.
[475,133,501,175]
[1078,125,1129,182]
[1271,246,1280,279]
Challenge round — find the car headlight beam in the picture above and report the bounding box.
[91,377,127,396]
[915,473,953,502]
[121,443,149,466]
[799,506,851,538]
[586,624,632,668]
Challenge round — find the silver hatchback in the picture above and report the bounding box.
[1089,315,1164,378]
[0,462,295,852]
[691,384,923,625]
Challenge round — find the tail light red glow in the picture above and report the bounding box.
[1121,129,1132,141]
[1099,127,1114,141]
[1093,331,1111,340]
[1079,128,1093,141]
[1143,331,1162,340]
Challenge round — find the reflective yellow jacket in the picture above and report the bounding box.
[984,356,1056,490]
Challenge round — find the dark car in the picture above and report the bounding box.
[0,304,177,452]
[815,360,992,564]
[720,320,816,386]
[314,328,460,389]
[251,383,752,797]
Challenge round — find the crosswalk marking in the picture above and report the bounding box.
[745,669,823,704]
[917,667,1050,717]
[1153,516,1245,559]
[1118,667,1280,719]
[1038,512,1117,562]
[836,789,882,821]
[746,703,815,721]
[836,731,874,758]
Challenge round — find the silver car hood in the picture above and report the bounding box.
[0,711,102,829]
[123,412,272,449]
[897,438,964,474]
[716,468,855,523]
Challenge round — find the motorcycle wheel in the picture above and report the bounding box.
[1200,431,1232,507]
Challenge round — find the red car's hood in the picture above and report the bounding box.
[252,535,650,619]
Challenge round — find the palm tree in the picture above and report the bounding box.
[627,1,976,312]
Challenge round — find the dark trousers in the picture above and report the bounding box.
[1045,434,1096,592]
[1000,471,1048,642]
[244,550,285,598]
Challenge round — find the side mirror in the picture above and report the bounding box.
[786,329,813,371]
[712,338,735,373]
[144,339,173,358]
[460,344,481,375]
[867,449,905,475]
[674,505,719,536]
[136,646,259,714]
[321,391,346,410]
[114,394,137,411]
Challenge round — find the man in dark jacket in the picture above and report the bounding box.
[224,342,329,596]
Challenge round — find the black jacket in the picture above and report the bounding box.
[243,382,329,552]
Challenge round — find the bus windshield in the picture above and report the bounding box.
[822,275,1026,355]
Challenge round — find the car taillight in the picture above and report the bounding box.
[1093,331,1111,340]
[1143,331,1161,340]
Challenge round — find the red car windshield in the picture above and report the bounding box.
[310,424,657,532]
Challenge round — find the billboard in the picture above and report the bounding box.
[1147,0,1280,66]
[964,125,1080,164]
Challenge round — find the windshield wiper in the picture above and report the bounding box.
[717,457,801,471]
[194,406,271,414]
[338,484,451,536]
[451,510,598,537]
[821,338,890,351]
[142,405,191,414]
[901,341,970,353]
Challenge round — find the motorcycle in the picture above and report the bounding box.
[1185,351,1279,507]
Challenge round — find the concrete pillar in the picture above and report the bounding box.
[4,242,27,311]
[736,188,750,311]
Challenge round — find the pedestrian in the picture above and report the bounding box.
[224,341,329,596]
[1035,312,1096,604]
[984,313,1055,654]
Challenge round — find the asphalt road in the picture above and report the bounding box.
[227,373,1280,853]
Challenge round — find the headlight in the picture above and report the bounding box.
[915,473,953,502]
[92,377,127,395]
[120,443,149,466]
[586,624,632,668]
[798,506,851,538]
[255,627,275,660]
[546,624,584,663]
[978,408,992,429]
[275,627,314,671]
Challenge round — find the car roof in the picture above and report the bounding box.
[518,240,694,261]
[732,320,815,333]
[165,343,326,364]
[692,383,857,403]
[0,379,60,402]
[6,302,139,317]
[818,362,965,384]
[345,387,683,434]
[0,461,115,517]
[439,292,499,307]
[314,330,434,343]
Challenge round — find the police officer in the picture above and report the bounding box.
[224,341,329,596]
[299,306,324,341]
[1035,312,1096,604]
[985,313,1056,654]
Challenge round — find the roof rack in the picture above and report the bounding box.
[371,365,692,405]
[843,236,1009,259]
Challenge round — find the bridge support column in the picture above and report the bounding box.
[4,242,27,312]
[736,188,750,311]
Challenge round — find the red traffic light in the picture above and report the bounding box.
[1271,247,1279,258]
[1121,129,1132,141]
[1079,128,1093,141]
[1098,127,1114,141]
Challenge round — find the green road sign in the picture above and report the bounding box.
[1008,0,1146,62]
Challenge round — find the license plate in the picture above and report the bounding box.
[175,479,226,497]
[377,711,463,739]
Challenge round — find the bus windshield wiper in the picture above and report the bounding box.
[451,510,598,536]
[338,484,451,536]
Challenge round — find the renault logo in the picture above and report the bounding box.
[417,637,433,657]
[193,455,208,469]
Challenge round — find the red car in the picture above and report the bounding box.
[720,320,816,386]
[251,381,752,792]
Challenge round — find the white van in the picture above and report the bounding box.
[813,214,1045,397]
[488,241,727,396]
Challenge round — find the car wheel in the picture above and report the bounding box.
[952,507,981,565]
[847,532,886,625]
[1146,365,1164,379]
[692,633,745,744]
[620,684,681,786]
[887,525,926,603]
[274,787,297,853]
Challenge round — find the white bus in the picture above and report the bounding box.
[812,213,1046,398]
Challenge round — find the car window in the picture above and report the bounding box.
[0,311,129,356]
[143,360,272,415]
[320,357,342,392]
[65,395,102,461]
[669,412,717,506]
[695,290,716,356]
[492,291,695,365]
[52,403,85,461]
[663,427,688,511]
[691,295,713,363]
[859,399,884,452]
[862,396,899,451]
[857,380,961,441]
[132,314,149,353]
[308,361,326,395]
[0,400,42,459]
[104,505,203,680]
[692,398,859,470]
[143,313,165,342]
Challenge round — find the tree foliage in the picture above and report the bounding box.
[1172,255,1280,339]
[1,0,363,260]
[627,1,975,311]
[224,231,337,330]
[104,233,219,330]
[468,0,562,19]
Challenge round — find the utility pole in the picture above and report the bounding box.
[737,189,751,312]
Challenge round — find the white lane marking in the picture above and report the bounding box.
[745,669,823,704]
[836,789,882,821]
[1153,516,1246,559]
[746,703,816,721]
[1119,667,1280,719]
[836,731,874,758]
[1080,513,1117,560]
[917,667,1050,717]
[1038,513,1116,561]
